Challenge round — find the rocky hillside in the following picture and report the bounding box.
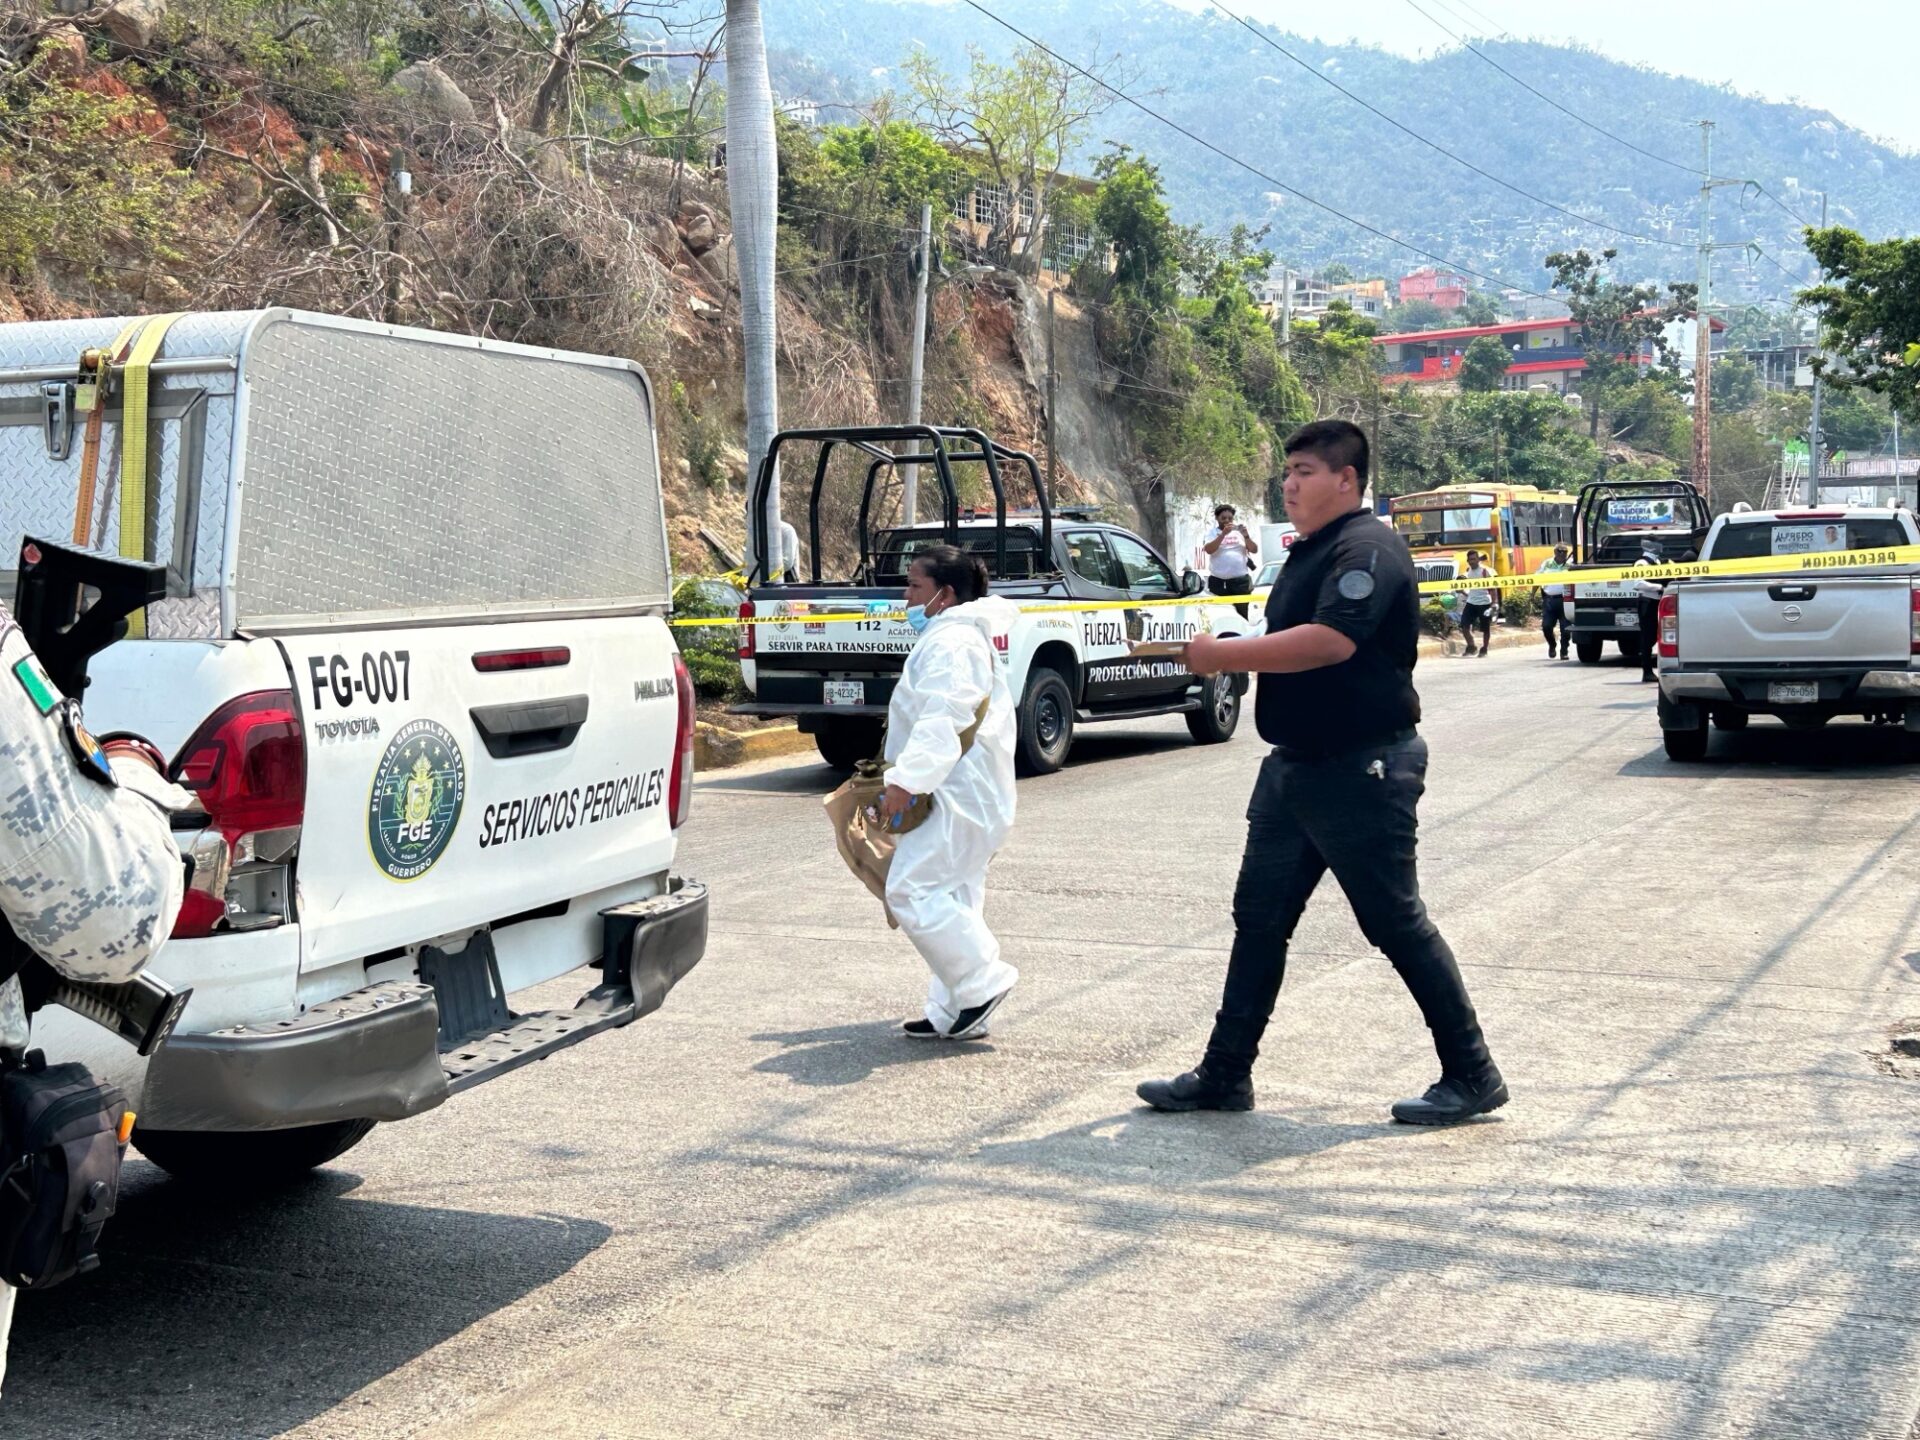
[0,3,1151,575]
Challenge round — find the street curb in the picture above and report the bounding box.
[695,720,816,771]
[1418,626,1558,660]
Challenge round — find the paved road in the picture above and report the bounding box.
[15,647,1920,1439]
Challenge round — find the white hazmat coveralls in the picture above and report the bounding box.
[882,595,1021,1032]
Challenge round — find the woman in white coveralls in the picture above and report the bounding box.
[877,545,1021,1040]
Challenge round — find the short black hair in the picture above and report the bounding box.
[1214,503,1236,519]
[909,544,991,603]
[1283,419,1369,484]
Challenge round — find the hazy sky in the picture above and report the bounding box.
[1183,0,1920,152]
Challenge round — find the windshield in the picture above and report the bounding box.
[1393,505,1496,548]
[1707,516,1909,561]
[874,526,1045,581]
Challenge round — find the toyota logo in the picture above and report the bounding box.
[1782,604,1803,623]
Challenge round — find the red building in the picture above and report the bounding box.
[1398,267,1471,311]
[1375,315,1725,394]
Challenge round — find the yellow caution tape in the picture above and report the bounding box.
[115,313,183,637]
[671,544,1920,629]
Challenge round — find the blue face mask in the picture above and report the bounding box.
[905,604,932,634]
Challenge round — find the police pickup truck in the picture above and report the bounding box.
[733,425,1250,774]
[1568,479,1711,664]
[1656,506,1920,760]
[0,310,707,1180]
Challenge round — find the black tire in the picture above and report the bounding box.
[1185,671,1240,744]
[1712,710,1749,731]
[1016,667,1075,775]
[814,717,884,773]
[1663,726,1709,762]
[1618,634,1645,659]
[134,1118,377,1186]
[1575,638,1603,665]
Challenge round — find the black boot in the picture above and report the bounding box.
[1136,1065,1254,1113]
[1390,1065,1509,1126]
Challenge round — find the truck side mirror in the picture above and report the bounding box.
[1180,569,1205,597]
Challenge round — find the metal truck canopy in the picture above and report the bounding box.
[0,309,669,635]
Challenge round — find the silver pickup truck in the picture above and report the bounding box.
[1656,506,1920,760]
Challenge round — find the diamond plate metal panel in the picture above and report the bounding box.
[0,311,261,374]
[233,316,669,627]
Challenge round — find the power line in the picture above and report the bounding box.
[1747,183,1817,230]
[960,0,1557,300]
[1208,0,1687,250]
[1400,0,1703,178]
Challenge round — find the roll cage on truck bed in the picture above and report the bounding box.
[732,424,1249,774]
[1567,477,1713,664]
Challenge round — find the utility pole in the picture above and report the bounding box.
[1052,288,1067,503]
[902,200,933,524]
[1894,411,1903,507]
[1280,266,1293,347]
[1806,192,1829,506]
[1691,121,1752,511]
[1693,121,1714,509]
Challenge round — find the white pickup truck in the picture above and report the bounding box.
[733,425,1251,774]
[1655,506,1920,760]
[2,309,707,1179]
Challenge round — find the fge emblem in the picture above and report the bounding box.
[368,719,466,880]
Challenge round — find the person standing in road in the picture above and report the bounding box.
[1538,544,1573,659]
[1137,419,1507,1127]
[0,603,190,1394]
[1203,504,1259,618]
[1459,550,1495,657]
[879,546,1022,1040]
[1633,542,1664,683]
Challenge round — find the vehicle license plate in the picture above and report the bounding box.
[824,681,865,707]
[1616,611,1639,628]
[1768,682,1818,704]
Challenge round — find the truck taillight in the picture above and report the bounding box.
[1658,592,1679,658]
[669,652,695,830]
[1911,580,1920,655]
[169,690,304,939]
[737,600,756,660]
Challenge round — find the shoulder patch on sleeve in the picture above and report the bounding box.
[1337,570,1376,601]
[61,704,118,787]
[12,654,58,716]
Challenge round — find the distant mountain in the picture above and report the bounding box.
[765,0,1920,301]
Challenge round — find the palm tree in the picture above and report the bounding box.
[724,0,780,579]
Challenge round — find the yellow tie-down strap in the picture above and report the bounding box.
[116,313,183,637]
[70,318,147,547]
[669,544,1920,629]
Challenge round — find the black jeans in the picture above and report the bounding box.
[1638,597,1659,674]
[1205,734,1493,1082]
[1208,573,1253,619]
[1541,594,1569,649]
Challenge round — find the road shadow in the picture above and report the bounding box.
[750,1019,998,1086]
[1620,721,1920,778]
[7,1168,610,1438]
[699,760,844,796]
[975,1108,1424,1186]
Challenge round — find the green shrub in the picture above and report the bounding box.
[671,577,744,701]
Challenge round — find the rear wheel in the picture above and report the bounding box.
[1185,672,1240,745]
[135,1118,377,1186]
[1663,726,1709,762]
[1618,634,1645,659]
[1016,668,1075,775]
[1574,638,1602,665]
[814,716,884,773]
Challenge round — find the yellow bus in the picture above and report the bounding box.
[1386,483,1579,578]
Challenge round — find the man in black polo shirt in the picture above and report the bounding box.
[1137,419,1507,1126]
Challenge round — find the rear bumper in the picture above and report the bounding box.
[140,878,709,1131]
[1658,668,1920,726]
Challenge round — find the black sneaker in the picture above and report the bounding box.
[947,987,1011,1040]
[902,1019,939,1040]
[1136,1066,1255,1112]
[1390,1067,1509,1126]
